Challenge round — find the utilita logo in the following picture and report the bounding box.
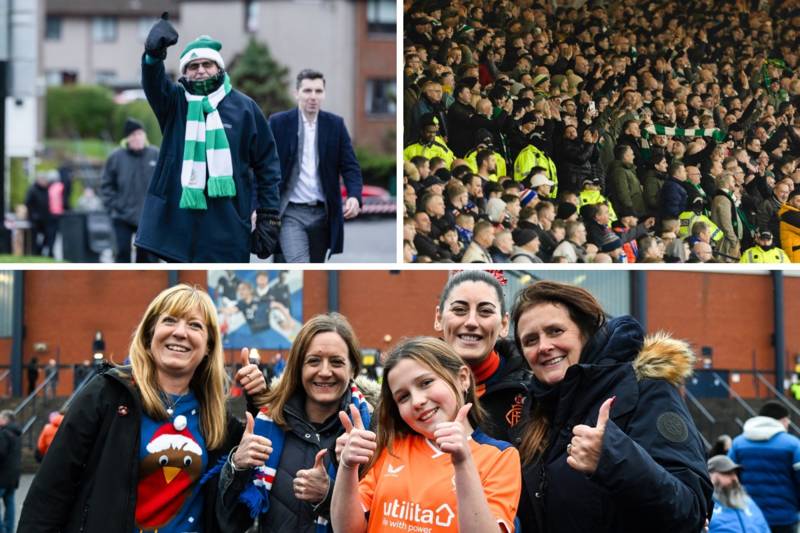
[382,499,455,527]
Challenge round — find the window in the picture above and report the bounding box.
[92,16,118,43]
[365,79,395,116]
[0,271,13,337]
[245,0,260,33]
[95,71,117,85]
[366,0,395,34]
[45,16,62,40]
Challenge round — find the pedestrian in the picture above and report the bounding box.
[219,313,378,532]
[26,356,38,395]
[511,280,712,532]
[36,411,63,461]
[331,337,521,533]
[433,270,529,441]
[99,117,159,263]
[0,410,22,533]
[270,69,363,263]
[45,358,59,399]
[706,455,770,533]
[728,401,800,533]
[24,172,57,257]
[135,14,282,262]
[18,284,265,532]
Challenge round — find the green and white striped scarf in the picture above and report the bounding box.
[643,124,726,142]
[181,73,235,209]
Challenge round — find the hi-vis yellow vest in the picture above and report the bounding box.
[579,189,617,224]
[464,150,507,182]
[678,212,723,242]
[739,245,790,263]
[403,136,455,168]
[513,145,558,197]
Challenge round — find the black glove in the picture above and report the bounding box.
[251,209,281,259]
[145,12,179,60]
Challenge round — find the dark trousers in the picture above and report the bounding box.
[113,219,156,263]
[32,221,57,257]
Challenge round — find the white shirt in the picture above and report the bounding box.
[288,112,325,204]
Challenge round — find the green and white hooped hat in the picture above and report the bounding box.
[179,35,225,74]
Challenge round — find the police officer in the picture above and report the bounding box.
[739,230,790,263]
[402,113,455,168]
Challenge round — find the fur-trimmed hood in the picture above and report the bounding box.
[269,373,381,409]
[633,331,696,386]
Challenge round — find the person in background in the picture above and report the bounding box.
[706,455,769,533]
[36,411,64,461]
[0,410,21,533]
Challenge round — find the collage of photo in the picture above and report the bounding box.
[1,1,800,533]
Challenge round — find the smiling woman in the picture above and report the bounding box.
[17,284,258,533]
[510,280,712,533]
[434,270,530,442]
[219,312,379,533]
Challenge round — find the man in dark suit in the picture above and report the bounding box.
[269,69,363,262]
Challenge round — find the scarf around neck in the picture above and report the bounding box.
[180,72,235,209]
[239,382,373,532]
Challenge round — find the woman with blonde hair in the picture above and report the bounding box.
[331,336,521,533]
[511,280,712,532]
[19,284,265,533]
[220,312,377,533]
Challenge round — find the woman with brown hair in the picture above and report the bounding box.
[220,312,377,533]
[331,336,521,533]
[18,284,263,533]
[511,280,712,532]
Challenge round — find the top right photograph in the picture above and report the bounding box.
[402,0,800,264]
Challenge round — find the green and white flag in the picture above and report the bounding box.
[643,124,726,142]
[180,73,235,210]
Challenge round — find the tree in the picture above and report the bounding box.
[228,38,293,117]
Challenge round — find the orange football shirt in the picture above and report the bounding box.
[358,429,521,533]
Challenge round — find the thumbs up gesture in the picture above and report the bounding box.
[294,449,330,503]
[232,411,273,469]
[235,348,268,398]
[433,403,473,465]
[337,404,377,470]
[566,397,614,475]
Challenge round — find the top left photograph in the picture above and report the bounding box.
[1,0,397,264]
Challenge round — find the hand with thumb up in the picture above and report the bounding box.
[294,449,330,503]
[566,396,614,475]
[232,411,272,470]
[337,404,377,470]
[433,403,473,465]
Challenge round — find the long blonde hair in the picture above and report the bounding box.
[369,337,486,472]
[262,313,362,429]
[129,284,228,449]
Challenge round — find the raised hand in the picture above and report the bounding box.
[235,348,268,397]
[144,12,178,60]
[294,449,330,503]
[433,403,473,465]
[566,397,614,474]
[338,404,377,469]
[233,412,272,469]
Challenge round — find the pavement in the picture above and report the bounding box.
[12,473,33,531]
[252,216,396,264]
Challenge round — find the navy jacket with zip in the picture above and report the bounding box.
[136,56,281,262]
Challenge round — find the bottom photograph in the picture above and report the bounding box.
[0,269,798,533]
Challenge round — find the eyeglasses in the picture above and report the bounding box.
[186,61,216,72]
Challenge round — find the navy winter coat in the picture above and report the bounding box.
[136,57,281,262]
[515,316,712,533]
[269,108,362,257]
[659,177,689,219]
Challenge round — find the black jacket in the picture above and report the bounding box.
[0,421,21,489]
[18,366,249,533]
[478,338,531,443]
[99,144,159,226]
[515,317,712,533]
[220,380,379,533]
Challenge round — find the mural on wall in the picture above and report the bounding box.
[208,271,303,349]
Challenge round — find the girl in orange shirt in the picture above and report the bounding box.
[331,337,521,533]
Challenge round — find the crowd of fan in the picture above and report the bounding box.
[402,0,800,263]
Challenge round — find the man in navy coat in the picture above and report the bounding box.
[269,69,363,262]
